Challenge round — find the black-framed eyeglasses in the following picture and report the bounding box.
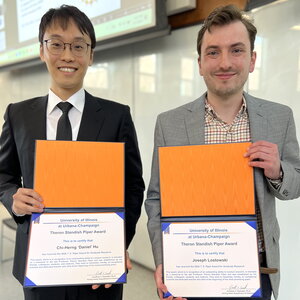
[43,39,91,57]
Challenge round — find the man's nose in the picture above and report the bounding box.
[219,52,232,70]
[60,44,75,61]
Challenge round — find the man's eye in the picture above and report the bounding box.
[51,43,62,48]
[207,51,219,56]
[73,44,84,50]
[232,48,244,54]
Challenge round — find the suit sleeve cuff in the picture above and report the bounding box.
[12,207,25,217]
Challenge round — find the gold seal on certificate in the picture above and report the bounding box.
[24,140,126,287]
[159,143,261,298]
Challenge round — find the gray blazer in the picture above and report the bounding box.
[145,92,300,299]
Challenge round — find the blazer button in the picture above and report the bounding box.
[282,189,289,197]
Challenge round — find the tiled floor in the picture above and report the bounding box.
[0,204,157,300]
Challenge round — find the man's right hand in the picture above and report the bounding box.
[155,264,186,300]
[12,188,44,215]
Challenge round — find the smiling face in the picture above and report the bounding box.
[40,19,93,100]
[198,21,256,100]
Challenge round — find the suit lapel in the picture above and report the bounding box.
[77,91,104,141]
[185,94,206,145]
[245,93,268,143]
[22,96,47,190]
[245,93,268,205]
[30,96,47,140]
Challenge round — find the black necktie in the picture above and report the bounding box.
[56,102,73,141]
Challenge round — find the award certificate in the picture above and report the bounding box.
[24,212,126,287]
[162,221,261,298]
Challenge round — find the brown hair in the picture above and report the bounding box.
[197,5,257,56]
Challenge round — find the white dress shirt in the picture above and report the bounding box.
[46,89,85,141]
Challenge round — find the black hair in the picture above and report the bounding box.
[39,5,96,49]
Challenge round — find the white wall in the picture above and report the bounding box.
[0,0,299,298]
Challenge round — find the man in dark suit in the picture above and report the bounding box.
[0,5,144,300]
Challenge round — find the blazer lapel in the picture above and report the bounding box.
[244,93,268,206]
[30,95,47,140]
[245,93,268,142]
[77,91,104,141]
[185,94,206,145]
[22,96,47,190]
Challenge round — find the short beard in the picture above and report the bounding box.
[212,86,242,99]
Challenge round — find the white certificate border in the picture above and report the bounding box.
[24,211,126,287]
[162,220,262,298]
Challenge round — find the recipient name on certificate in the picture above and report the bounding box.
[24,212,126,287]
[162,221,261,298]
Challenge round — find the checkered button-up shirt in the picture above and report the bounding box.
[204,98,265,253]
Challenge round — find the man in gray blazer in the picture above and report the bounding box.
[0,5,144,300]
[145,5,300,300]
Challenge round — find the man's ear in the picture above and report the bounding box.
[198,56,203,76]
[39,44,45,62]
[89,50,94,66]
[249,51,257,73]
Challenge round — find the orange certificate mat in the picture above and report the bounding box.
[34,140,124,208]
[159,142,255,217]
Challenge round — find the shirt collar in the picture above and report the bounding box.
[47,88,85,115]
[205,97,248,121]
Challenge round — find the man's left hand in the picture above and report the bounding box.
[91,250,132,290]
[244,140,281,179]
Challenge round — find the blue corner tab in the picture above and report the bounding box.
[24,277,36,287]
[163,291,172,298]
[246,220,257,230]
[31,213,42,222]
[251,288,262,297]
[116,211,124,220]
[162,222,171,233]
[116,272,126,283]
